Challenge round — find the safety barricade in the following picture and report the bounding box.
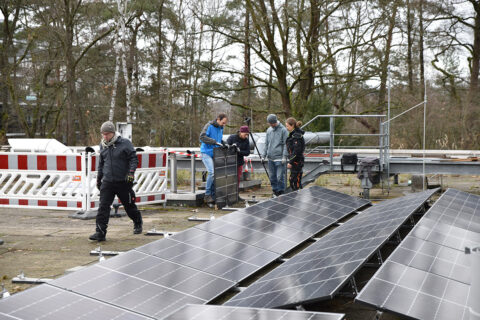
[0,152,168,211]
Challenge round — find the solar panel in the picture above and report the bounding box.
[423,188,480,233]
[225,189,438,309]
[356,188,479,320]
[48,251,235,318]
[195,209,318,254]
[239,186,369,234]
[0,285,152,320]
[214,147,238,207]
[163,304,345,320]
[136,228,279,281]
[196,186,369,254]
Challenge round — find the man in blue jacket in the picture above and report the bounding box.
[89,121,142,242]
[200,113,228,205]
[262,114,288,196]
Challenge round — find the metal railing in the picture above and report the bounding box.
[301,114,388,172]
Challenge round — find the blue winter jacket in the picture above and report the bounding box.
[200,120,224,157]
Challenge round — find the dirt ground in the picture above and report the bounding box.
[0,173,478,319]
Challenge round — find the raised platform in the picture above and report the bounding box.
[166,190,205,206]
[239,179,262,191]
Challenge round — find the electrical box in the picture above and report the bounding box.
[116,122,132,141]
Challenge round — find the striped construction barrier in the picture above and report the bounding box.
[0,152,168,211]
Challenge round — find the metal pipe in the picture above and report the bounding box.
[466,246,480,320]
[329,117,334,171]
[334,133,386,137]
[190,152,196,193]
[170,153,177,193]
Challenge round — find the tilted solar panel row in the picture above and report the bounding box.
[356,188,480,320]
[226,188,438,309]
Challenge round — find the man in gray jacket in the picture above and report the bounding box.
[262,114,288,196]
[89,121,142,241]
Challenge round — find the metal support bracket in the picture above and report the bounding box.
[188,213,215,221]
[1,283,10,299]
[232,286,246,293]
[145,228,176,237]
[295,305,306,311]
[12,271,52,284]
[90,246,123,256]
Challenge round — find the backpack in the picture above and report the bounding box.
[340,153,358,172]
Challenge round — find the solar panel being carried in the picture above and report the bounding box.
[226,189,438,309]
[163,304,345,320]
[214,147,238,208]
[356,188,480,320]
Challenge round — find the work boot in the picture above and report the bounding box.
[133,220,143,234]
[204,195,215,204]
[89,231,106,242]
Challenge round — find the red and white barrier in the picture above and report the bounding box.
[0,152,168,211]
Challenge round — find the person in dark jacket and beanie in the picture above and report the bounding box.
[285,117,305,191]
[89,121,142,242]
[227,125,251,187]
[200,113,228,205]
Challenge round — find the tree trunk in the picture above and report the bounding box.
[243,9,251,109]
[296,0,319,117]
[377,2,398,112]
[156,0,164,98]
[469,3,480,100]
[419,0,425,99]
[65,11,77,145]
[407,0,414,93]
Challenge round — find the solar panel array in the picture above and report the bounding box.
[214,147,238,207]
[196,186,370,255]
[0,285,153,320]
[163,304,345,320]
[356,188,480,320]
[0,186,368,319]
[226,189,438,309]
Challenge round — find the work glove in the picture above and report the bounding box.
[125,172,135,184]
[231,143,240,152]
[96,178,102,191]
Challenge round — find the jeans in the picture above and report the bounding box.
[202,153,215,197]
[268,160,286,193]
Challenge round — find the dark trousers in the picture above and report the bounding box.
[289,163,303,191]
[96,181,142,234]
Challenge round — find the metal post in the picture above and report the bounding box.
[329,116,334,171]
[466,246,480,320]
[379,123,384,171]
[170,153,177,193]
[387,66,391,192]
[190,152,196,193]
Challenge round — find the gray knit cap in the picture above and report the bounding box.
[100,121,115,133]
[267,114,277,124]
